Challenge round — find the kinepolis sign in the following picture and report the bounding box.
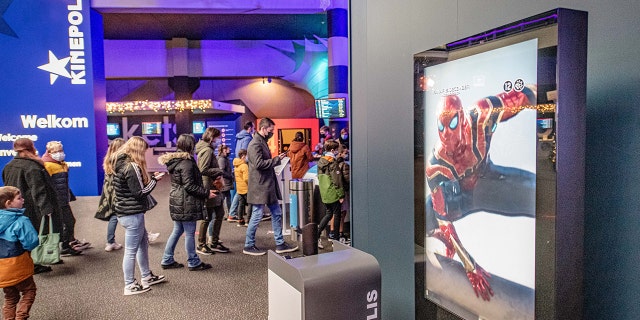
[0,0,106,195]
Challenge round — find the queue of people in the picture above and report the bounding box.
[0,119,350,312]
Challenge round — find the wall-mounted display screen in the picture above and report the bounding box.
[192,121,206,134]
[315,98,346,118]
[141,122,162,135]
[411,8,593,320]
[107,123,121,136]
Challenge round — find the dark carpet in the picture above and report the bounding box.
[10,178,319,320]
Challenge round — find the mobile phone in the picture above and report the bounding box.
[154,172,166,179]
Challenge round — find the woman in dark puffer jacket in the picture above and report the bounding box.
[112,136,166,295]
[158,134,215,271]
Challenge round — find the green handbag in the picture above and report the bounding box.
[30,215,61,265]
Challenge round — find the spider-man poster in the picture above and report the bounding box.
[423,39,538,319]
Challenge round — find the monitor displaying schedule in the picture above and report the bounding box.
[315,98,346,119]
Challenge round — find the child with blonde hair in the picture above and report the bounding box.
[0,186,39,319]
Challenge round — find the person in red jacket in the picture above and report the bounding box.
[287,132,313,179]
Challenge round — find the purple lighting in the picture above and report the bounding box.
[447,13,558,49]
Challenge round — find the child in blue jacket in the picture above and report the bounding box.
[0,186,39,320]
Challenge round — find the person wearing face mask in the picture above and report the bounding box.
[42,141,90,257]
[195,127,233,254]
[242,118,298,256]
[338,128,349,150]
[316,139,348,248]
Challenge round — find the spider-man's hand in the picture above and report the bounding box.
[466,264,493,301]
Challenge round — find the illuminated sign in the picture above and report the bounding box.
[0,0,101,195]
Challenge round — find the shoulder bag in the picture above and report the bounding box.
[31,215,61,265]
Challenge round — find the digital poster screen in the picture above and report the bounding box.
[421,39,538,319]
[192,121,206,134]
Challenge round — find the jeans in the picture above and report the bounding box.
[162,221,201,268]
[200,205,225,245]
[221,190,232,214]
[107,214,118,244]
[117,213,151,286]
[2,276,36,320]
[244,202,283,248]
[228,192,240,218]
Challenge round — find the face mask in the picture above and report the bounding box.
[266,131,274,140]
[341,134,348,140]
[51,152,65,162]
[212,138,221,146]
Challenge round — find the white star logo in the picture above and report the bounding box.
[37,50,71,85]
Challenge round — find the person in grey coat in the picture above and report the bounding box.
[242,118,298,256]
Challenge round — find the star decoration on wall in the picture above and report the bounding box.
[0,0,17,38]
[38,51,72,85]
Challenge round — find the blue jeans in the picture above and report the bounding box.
[244,202,283,248]
[117,213,151,286]
[107,214,118,244]
[228,192,240,218]
[162,221,201,268]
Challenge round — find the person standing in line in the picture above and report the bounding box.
[227,121,255,221]
[233,149,250,226]
[112,136,166,295]
[95,138,125,252]
[217,144,234,220]
[42,141,90,257]
[2,138,62,274]
[0,186,39,320]
[287,131,313,179]
[317,139,347,247]
[159,134,215,271]
[195,127,232,254]
[242,118,299,256]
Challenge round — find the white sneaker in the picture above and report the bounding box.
[105,243,123,252]
[318,239,324,249]
[148,232,160,243]
[141,272,166,287]
[124,280,150,296]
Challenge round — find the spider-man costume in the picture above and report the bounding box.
[426,86,536,301]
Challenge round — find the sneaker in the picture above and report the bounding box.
[318,239,324,249]
[261,214,272,221]
[196,244,215,255]
[237,220,247,227]
[188,262,212,271]
[105,242,122,252]
[161,261,184,269]
[124,280,151,296]
[71,239,92,250]
[242,245,266,256]
[34,265,53,274]
[148,232,160,243]
[209,242,230,253]
[141,272,166,287]
[60,247,83,257]
[227,216,241,223]
[275,242,299,254]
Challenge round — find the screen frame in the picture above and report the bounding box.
[413,8,587,320]
[315,97,347,119]
[141,121,162,135]
[106,122,121,137]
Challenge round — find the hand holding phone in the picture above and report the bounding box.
[154,172,166,180]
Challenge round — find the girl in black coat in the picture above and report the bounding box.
[111,136,166,295]
[158,134,215,271]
